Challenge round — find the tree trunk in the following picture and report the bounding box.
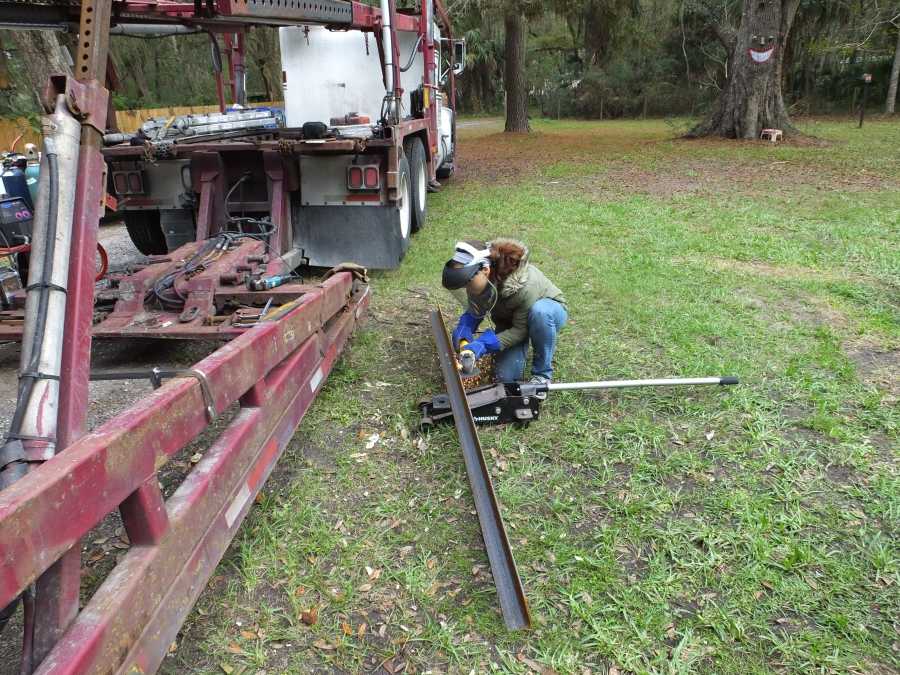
[887,25,900,115]
[0,36,11,91]
[504,11,529,133]
[10,31,71,109]
[690,0,801,139]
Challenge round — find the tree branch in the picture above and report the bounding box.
[711,22,737,51]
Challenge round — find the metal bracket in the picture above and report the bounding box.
[90,368,217,421]
[43,76,110,134]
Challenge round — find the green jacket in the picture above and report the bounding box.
[452,238,566,350]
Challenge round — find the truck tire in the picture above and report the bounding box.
[404,137,427,232]
[123,210,168,255]
[397,155,413,260]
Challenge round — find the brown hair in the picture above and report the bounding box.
[459,238,526,283]
[488,240,526,282]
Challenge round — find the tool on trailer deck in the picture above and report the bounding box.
[248,274,292,291]
[422,376,739,427]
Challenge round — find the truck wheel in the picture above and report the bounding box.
[123,210,168,255]
[404,137,427,232]
[397,155,412,259]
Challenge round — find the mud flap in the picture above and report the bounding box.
[293,204,409,269]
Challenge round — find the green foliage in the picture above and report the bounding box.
[454,0,900,119]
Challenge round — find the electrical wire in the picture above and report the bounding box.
[145,227,278,311]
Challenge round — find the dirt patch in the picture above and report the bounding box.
[824,463,859,486]
[456,122,900,198]
[663,474,700,495]
[844,338,900,399]
[601,167,707,198]
[770,609,819,635]
[779,296,850,331]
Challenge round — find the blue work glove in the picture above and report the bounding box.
[452,311,483,350]
[462,329,502,359]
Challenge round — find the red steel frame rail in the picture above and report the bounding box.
[0,0,457,183]
[1,273,370,673]
[430,309,530,631]
[0,2,372,672]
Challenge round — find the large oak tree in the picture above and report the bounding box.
[691,0,801,138]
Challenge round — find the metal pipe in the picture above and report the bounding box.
[546,376,739,392]
[109,24,200,36]
[209,32,227,113]
[19,587,34,675]
[13,95,81,459]
[0,22,67,31]
[380,0,395,119]
[234,32,247,106]
[430,309,530,631]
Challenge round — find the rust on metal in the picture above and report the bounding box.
[430,309,530,631]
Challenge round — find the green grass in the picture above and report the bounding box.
[165,118,899,675]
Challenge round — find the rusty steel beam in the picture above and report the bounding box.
[0,273,359,610]
[429,309,530,631]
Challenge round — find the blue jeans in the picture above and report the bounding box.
[494,298,567,382]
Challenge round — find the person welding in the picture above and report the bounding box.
[441,239,567,385]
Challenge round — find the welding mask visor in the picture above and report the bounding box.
[441,261,482,291]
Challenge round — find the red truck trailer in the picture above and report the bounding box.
[0,1,461,673]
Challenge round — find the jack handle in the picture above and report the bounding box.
[529,376,740,394]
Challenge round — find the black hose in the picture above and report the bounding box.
[400,34,423,72]
[224,173,251,220]
[7,149,59,439]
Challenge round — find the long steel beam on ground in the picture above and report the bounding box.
[429,309,530,631]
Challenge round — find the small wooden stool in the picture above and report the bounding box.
[761,128,783,143]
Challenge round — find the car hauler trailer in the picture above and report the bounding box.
[104,0,464,269]
[0,1,459,673]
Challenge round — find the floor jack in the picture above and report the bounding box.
[420,376,740,427]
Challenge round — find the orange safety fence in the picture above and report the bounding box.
[0,101,283,150]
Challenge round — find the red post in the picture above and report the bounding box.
[120,479,170,546]
[32,0,113,665]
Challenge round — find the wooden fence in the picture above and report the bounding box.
[0,101,282,150]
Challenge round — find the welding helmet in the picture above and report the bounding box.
[441,241,498,318]
[466,280,498,318]
[441,241,491,291]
